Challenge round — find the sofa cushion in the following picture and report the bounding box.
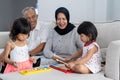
[100,48,107,62]
[105,40,120,80]
[95,21,120,48]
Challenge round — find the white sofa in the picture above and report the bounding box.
[0,21,120,80]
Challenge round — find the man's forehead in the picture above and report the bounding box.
[24,9,36,14]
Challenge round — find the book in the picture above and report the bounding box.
[50,64,73,73]
[53,54,65,61]
[56,59,67,65]
[19,67,52,75]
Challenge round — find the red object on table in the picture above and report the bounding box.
[50,65,73,73]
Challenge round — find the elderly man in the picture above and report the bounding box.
[22,7,48,56]
[22,7,51,66]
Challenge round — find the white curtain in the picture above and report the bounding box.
[37,0,120,22]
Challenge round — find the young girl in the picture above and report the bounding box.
[65,21,101,74]
[3,17,36,73]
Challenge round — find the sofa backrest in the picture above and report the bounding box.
[0,21,120,49]
[95,21,120,48]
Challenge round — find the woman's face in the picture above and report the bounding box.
[56,13,68,29]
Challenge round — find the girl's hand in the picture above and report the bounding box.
[66,62,75,69]
[30,58,36,64]
[13,62,18,68]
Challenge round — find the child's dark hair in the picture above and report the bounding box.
[9,17,31,41]
[77,21,98,41]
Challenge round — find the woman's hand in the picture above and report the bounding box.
[63,57,72,62]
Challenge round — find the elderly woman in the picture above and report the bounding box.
[43,7,82,65]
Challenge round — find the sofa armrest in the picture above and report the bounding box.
[105,40,120,80]
[0,32,9,48]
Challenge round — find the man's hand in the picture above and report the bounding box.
[0,53,4,66]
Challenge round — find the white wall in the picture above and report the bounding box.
[113,0,120,20]
[107,0,120,21]
[38,0,119,22]
[94,0,107,22]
